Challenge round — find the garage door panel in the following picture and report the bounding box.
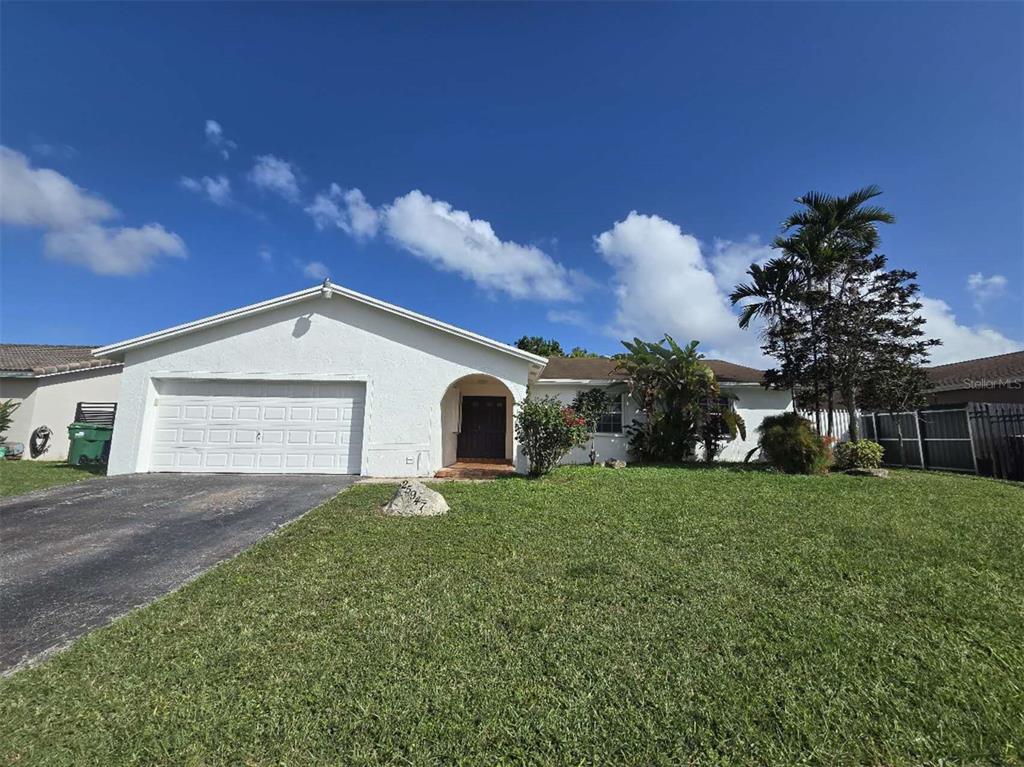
[148,381,364,474]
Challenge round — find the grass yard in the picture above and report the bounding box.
[0,460,104,498]
[1,467,1021,766]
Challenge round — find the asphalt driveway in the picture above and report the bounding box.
[0,473,355,673]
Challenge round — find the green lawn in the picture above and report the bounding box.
[0,460,104,498]
[1,467,1021,766]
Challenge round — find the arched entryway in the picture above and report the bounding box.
[440,374,515,468]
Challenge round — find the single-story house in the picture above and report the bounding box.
[0,345,122,460]
[94,282,792,477]
[925,351,1024,405]
[535,356,792,464]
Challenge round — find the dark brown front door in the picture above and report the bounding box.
[458,396,506,460]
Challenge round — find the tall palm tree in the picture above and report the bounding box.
[780,186,895,436]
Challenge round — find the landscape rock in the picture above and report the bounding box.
[604,459,627,469]
[382,480,450,517]
[844,467,889,478]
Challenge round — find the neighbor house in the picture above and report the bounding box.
[94,282,791,477]
[0,344,122,460]
[925,351,1024,405]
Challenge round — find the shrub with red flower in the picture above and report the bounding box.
[514,397,591,475]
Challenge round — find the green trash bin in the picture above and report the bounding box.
[67,422,113,465]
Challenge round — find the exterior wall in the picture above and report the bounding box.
[0,367,121,460]
[0,378,38,454]
[714,385,794,461]
[107,293,532,477]
[533,382,637,464]
[534,381,793,464]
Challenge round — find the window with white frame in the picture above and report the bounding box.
[595,395,624,434]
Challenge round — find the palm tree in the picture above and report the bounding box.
[729,257,799,331]
[778,186,895,436]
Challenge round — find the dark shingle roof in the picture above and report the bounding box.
[926,350,1024,391]
[538,356,765,384]
[0,344,120,376]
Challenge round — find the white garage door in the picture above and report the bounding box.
[148,380,365,474]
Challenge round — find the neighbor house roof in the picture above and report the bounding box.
[926,350,1024,392]
[0,344,121,377]
[93,282,549,367]
[537,356,766,384]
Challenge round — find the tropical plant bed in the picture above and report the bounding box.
[1,467,1021,765]
[0,460,105,498]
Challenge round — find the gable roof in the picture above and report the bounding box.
[926,350,1024,391]
[93,282,548,367]
[537,356,766,383]
[0,344,121,377]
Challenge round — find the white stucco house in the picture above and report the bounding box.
[0,345,122,461]
[93,282,792,477]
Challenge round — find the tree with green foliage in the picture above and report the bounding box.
[731,186,937,440]
[514,336,565,357]
[568,346,600,358]
[617,336,742,463]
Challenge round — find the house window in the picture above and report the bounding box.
[595,396,623,434]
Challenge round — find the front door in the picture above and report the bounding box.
[458,396,506,460]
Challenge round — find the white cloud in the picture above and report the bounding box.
[594,211,764,365]
[302,261,330,280]
[205,119,237,159]
[0,146,186,275]
[382,190,584,301]
[43,223,185,275]
[918,296,1022,364]
[248,155,300,202]
[546,309,590,327]
[966,272,1008,312]
[30,141,77,159]
[306,183,380,239]
[259,247,273,264]
[0,146,116,228]
[180,174,232,206]
[709,235,774,294]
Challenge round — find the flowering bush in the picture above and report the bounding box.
[514,396,590,476]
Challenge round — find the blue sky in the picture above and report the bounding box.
[2,1,1021,365]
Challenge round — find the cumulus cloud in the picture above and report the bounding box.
[248,155,300,201]
[306,183,380,239]
[709,235,774,294]
[302,260,330,280]
[918,296,1021,364]
[966,272,1008,312]
[0,146,186,275]
[180,174,232,206]
[43,223,185,275]
[381,190,585,301]
[0,146,116,228]
[594,211,764,365]
[205,119,237,159]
